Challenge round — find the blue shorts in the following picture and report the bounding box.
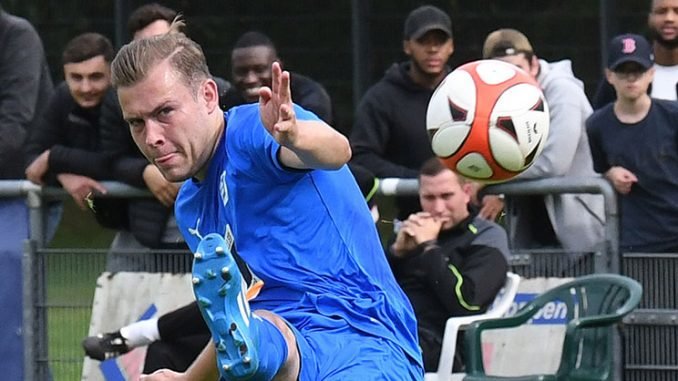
[286,314,423,381]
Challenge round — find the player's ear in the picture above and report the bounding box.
[202,78,219,113]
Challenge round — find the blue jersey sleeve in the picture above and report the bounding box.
[226,104,320,183]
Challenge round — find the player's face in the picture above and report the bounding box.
[649,0,678,48]
[118,60,221,182]
[133,19,171,40]
[493,53,539,79]
[606,62,655,101]
[231,46,276,102]
[404,30,454,76]
[64,55,111,109]
[419,169,470,230]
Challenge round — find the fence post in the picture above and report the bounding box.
[22,239,37,381]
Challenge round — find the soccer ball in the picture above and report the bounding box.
[426,59,550,183]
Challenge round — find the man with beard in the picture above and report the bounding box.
[349,5,454,221]
[593,0,678,108]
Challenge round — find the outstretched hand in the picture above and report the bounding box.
[259,62,297,147]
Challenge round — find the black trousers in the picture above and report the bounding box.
[143,301,209,372]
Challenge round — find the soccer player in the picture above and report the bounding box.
[111,22,423,381]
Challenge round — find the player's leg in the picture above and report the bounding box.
[192,233,299,381]
[142,333,209,373]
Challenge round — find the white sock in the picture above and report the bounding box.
[119,318,160,348]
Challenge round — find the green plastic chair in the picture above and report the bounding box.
[462,274,642,381]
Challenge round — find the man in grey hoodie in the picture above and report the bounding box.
[478,28,605,254]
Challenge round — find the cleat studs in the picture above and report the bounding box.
[206,269,217,279]
[243,355,251,364]
[191,277,201,285]
[218,286,227,297]
[216,341,226,352]
[222,363,231,371]
[230,322,237,331]
[193,252,203,260]
[221,267,231,280]
[198,297,212,308]
[215,246,225,255]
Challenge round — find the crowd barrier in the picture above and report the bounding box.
[1,177,675,380]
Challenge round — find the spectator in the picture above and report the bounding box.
[0,5,53,380]
[25,32,114,210]
[592,0,678,108]
[221,30,334,125]
[388,157,509,372]
[480,28,605,253]
[350,5,454,220]
[587,33,678,253]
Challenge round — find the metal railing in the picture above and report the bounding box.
[5,176,675,380]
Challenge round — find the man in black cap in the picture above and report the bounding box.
[586,33,678,253]
[350,5,454,222]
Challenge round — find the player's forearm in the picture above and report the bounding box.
[280,120,351,170]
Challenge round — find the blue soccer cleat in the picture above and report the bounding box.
[192,233,260,379]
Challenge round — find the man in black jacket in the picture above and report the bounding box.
[350,5,454,220]
[389,158,509,372]
[25,33,114,208]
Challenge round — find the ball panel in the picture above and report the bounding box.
[488,128,525,171]
[455,152,493,179]
[475,59,518,85]
[431,124,472,157]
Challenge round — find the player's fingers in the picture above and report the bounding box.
[271,62,282,95]
[258,87,272,104]
[279,70,291,103]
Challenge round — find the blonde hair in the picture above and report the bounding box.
[111,19,210,93]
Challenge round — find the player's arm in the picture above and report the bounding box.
[259,62,350,170]
[277,115,350,170]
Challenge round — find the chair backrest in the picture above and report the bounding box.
[550,274,642,380]
[485,272,521,319]
[463,273,642,381]
[430,272,521,380]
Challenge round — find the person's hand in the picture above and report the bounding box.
[56,173,107,210]
[478,195,505,221]
[143,165,180,206]
[258,62,297,147]
[139,369,187,381]
[391,212,444,257]
[25,150,51,185]
[605,166,638,194]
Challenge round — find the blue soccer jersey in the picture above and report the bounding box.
[175,104,422,373]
